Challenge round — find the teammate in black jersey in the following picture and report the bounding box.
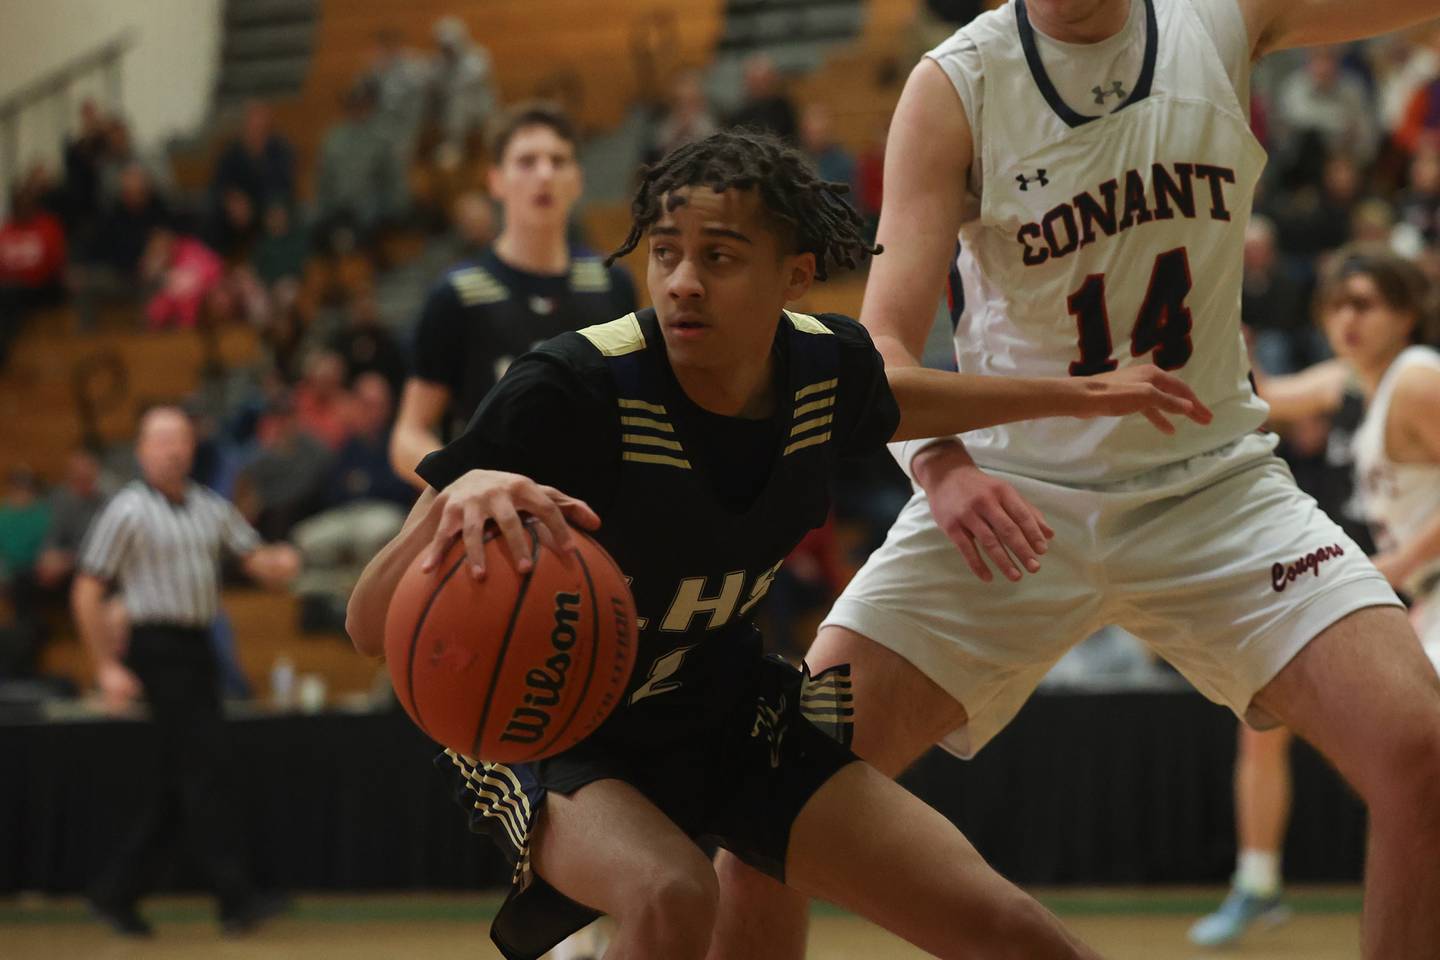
[391,102,637,487]
[349,130,1206,960]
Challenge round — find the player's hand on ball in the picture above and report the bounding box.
[97,660,142,712]
[420,470,601,580]
[914,444,1054,584]
[1081,366,1214,434]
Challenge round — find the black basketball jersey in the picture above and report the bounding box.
[417,307,899,746]
[412,248,637,438]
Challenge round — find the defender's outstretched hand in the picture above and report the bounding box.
[1079,366,1215,435]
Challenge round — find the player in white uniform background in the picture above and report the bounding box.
[1186,248,1440,947]
[706,2,1440,959]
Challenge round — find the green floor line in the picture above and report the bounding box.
[0,890,1363,926]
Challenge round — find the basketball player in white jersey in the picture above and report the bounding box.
[707,2,1440,958]
[1189,248,1440,946]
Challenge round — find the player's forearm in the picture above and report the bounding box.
[347,491,440,657]
[391,423,443,490]
[1249,0,1440,56]
[71,574,118,669]
[888,368,1093,441]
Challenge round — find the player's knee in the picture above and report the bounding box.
[1367,718,1440,823]
[972,894,1092,960]
[623,869,718,958]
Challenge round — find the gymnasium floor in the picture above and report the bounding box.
[0,888,1362,959]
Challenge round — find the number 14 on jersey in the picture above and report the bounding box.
[1068,247,1194,376]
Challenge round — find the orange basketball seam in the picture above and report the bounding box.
[407,551,469,742]
[472,525,541,759]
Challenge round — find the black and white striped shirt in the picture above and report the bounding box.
[78,480,261,627]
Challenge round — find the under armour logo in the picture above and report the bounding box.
[1016,170,1049,191]
[1093,81,1127,104]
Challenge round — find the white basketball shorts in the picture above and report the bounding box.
[823,433,1403,758]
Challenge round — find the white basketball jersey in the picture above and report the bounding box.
[1353,346,1440,596]
[945,0,1269,483]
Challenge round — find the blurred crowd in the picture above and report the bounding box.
[6,12,1440,694]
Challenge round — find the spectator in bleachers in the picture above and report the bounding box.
[368,29,431,179]
[1392,139,1440,256]
[291,373,412,625]
[1277,46,1380,166]
[329,293,406,399]
[442,190,496,267]
[97,117,175,209]
[60,98,110,239]
[235,395,333,541]
[727,54,798,142]
[253,203,309,289]
[210,101,296,258]
[1374,28,1440,144]
[33,448,109,597]
[0,168,68,366]
[800,103,858,197]
[1351,196,1398,247]
[314,79,406,259]
[644,70,718,164]
[1243,215,1314,374]
[72,163,172,330]
[141,229,225,331]
[0,467,50,630]
[291,350,355,451]
[257,279,308,384]
[430,16,497,170]
[1271,150,1364,265]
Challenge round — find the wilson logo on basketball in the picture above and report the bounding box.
[500,592,581,745]
[1271,545,1345,593]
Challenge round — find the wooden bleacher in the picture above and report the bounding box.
[18,0,930,701]
[219,0,728,201]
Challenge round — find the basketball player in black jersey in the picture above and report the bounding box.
[391,102,638,488]
[349,131,1206,960]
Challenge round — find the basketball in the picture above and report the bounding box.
[385,524,638,763]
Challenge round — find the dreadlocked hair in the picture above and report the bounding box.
[606,128,881,281]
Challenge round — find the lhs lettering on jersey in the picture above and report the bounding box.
[656,559,785,633]
[1016,163,1237,267]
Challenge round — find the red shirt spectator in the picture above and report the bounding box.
[0,208,66,289]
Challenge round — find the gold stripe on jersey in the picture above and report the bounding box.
[620,415,675,433]
[795,378,839,401]
[622,433,684,451]
[623,451,692,469]
[450,267,509,306]
[618,398,667,415]
[569,259,612,293]
[784,310,832,335]
[791,414,834,438]
[794,395,836,418]
[784,431,831,456]
[578,313,646,357]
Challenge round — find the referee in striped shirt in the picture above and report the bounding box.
[71,405,300,937]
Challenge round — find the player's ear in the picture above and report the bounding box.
[782,251,816,303]
[486,162,505,200]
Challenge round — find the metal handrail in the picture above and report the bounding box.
[0,29,137,123]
